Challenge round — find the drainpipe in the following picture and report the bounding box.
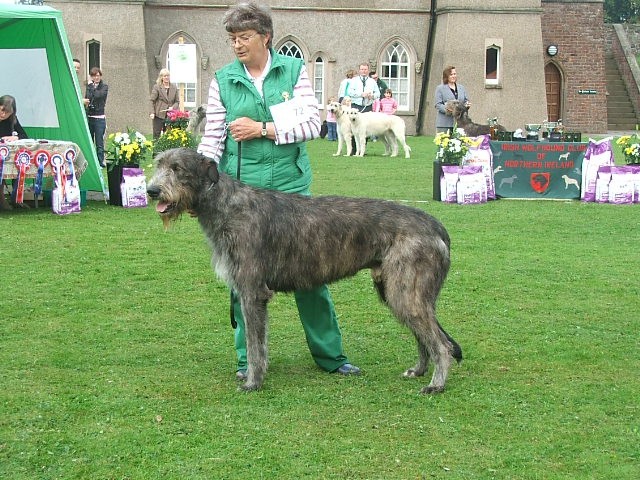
[416,0,437,136]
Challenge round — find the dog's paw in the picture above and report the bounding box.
[403,368,425,378]
[420,384,445,395]
[238,382,261,392]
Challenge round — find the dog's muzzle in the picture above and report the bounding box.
[147,185,175,215]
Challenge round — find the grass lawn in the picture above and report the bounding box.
[1,136,638,479]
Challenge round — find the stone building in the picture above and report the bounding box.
[47,0,612,136]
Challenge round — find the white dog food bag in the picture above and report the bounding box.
[440,165,460,203]
[581,137,614,202]
[52,175,81,215]
[462,134,495,199]
[457,165,486,205]
[608,166,634,205]
[594,165,612,203]
[121,167,148,208]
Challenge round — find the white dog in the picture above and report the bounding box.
[561,174,580,189]
[327,101,357,156]
[347,111,411,158]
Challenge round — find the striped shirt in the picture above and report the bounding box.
[197,60,320,163]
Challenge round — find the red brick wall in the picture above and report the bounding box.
[542,1,608,133]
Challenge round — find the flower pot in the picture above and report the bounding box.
[107,164,138,206]
[433,160,459,201]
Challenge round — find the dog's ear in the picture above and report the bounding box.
[206,160,219,184]
[196,153,219,184]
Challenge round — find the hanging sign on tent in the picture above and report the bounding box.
[167,43,197,84]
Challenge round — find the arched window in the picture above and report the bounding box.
[278,41,303,60]
[380,42,410,111]
[485,43,501,86]
[313,57,325,106]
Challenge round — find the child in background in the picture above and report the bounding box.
[379,88,398,115]
[326,96,337,141]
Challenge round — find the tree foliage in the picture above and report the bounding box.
[605,0,640,23]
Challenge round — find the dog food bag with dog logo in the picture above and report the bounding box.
[440,165,460,203]
[121,167,148,208]
[462,134,495,199]
[582,137,614,202]
[52,176,81,215]
[608,166,634,205]
[594,165,612,203]
[457,165,486,205]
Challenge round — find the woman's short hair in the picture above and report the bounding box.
[156,68,171,86]
[0,95,17,116]
[442,65,455,84]
[90,67,102,77]
[223,2,273,48]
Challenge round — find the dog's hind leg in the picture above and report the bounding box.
[238,288,272,391]
[382,248,460,394]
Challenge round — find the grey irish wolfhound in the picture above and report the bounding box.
[146,148,462,394]
[445,99,506,137]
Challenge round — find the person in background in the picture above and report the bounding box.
[370,70,388,98]
[149,68,180,139]
[84,67,108,167]
[434,65,470,134]
[325,95,338,141]
[198,1,360,381]
[72,58,81,77]
[0,95,29,210]
[347,63,380,113]
[346,63,380,152]
[379,88,398,115]
[338,68,355,104]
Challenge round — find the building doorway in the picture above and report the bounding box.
[545,63,561,121]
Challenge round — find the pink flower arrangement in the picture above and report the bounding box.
[164,109,190,129]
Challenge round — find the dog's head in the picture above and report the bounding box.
[186,104,207,132]
[347,108,360,123]
[444,100,468,119]
[147,148,219,229]
[327,101,341,114]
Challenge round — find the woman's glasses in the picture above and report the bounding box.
[227,32,259,47]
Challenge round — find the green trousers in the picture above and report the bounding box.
[233,284,348,372]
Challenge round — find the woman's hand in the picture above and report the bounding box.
[229,117,265,141]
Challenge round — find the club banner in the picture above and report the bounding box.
[490,141,587,199]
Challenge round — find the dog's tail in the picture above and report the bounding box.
[438,321,463,363]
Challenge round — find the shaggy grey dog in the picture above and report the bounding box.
[445,99,506,137]
[186,104,207,134]
[147,148,462,394]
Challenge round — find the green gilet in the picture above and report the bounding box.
[216,50,312,194]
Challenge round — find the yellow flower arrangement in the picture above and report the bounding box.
[153,126,198,155]
[106,128,153,168]
[615,134,640,164]
[434,123,473,165]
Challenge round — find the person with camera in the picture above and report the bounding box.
[84,67,109,167]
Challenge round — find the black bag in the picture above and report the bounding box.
[320,120,328,139]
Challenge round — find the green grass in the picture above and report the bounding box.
[1,137,638,479]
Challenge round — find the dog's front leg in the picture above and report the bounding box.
[239,292,270,391]
[344,132,353,157]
